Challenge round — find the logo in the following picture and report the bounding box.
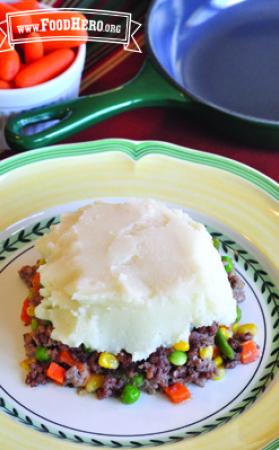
[0,8,142,53]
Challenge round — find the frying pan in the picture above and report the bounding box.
[5,0,279,150]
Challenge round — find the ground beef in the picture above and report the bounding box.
[229,272,246,303]
[18,264,43,306]
[23,332,36,358]
[31,291,43,306]
[25,362,48,387]
[96,376,126,399]
[237,332,253,342]
[139,347,172,393]
[179,324,218,387]
[222,335,245,368]
[88,352,104,374]
[70,345,91,363]
[32,322,54,347]
[20,265,252,399]
[23,325,220,394]
[65,365,90,388]
[18,265,36,288]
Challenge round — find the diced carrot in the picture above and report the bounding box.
[0,49,21,81]
[164,383,191,404]
[59,350,84,372]
[0,3,32,36]
[47,362,66,385]
[15,48,75,87]
[24,32,44,63]
[0,80,13,89]
[21,298,32,325]
[213,345,220,358]
[240,340,260,364]
[13,1,42,10]
[32,271,41,291]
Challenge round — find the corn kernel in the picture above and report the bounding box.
[213,356,224,368]
[173,341,190,352]
[219,326,233,339]
[98,352,119,370]
[85,374,105,393]
[199,345,214,360]
[237,323,257,336]
[26,305,35,317]
[38,258,46,266]
[231,323,239,333]
[212,367,225,381]
[20,359,32,371]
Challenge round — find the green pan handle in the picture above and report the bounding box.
[5,60,188,151]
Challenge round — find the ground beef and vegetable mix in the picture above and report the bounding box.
[19,241,260,405]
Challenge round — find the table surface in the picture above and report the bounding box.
[1,4,279,184]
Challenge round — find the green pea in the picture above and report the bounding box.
[215,329,235,360]
[31,318,38,332]
[212,238,220,250]
[222,256,234,273]
[131,374,144,388]
[35,346,50,362]
[235,306,242,323]
[121,384,140,404]
[168,350,188,366]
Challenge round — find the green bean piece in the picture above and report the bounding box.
[31,318,38,332]
[215,329,235,360]
[236,306,242,323]
[222,255,234,273]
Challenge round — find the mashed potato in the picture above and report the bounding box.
[35,199,236,361]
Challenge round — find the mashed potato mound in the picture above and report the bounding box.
[35,199,236,361]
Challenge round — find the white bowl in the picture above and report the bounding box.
[0,44,86,150]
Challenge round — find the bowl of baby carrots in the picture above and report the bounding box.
[0,1,87,149]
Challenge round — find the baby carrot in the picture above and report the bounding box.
[0,80,13,89]
[13,1,42,10]
[0,3,17,22]
[0,49,21,81]
[0,3,32,36]
[15,48,75,87]
[43,38,87,53]
[24,32,44,63]
[32,11,88,52]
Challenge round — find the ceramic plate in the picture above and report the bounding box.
[0,139,278,450]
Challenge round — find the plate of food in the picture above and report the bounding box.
[0,139,278,450]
